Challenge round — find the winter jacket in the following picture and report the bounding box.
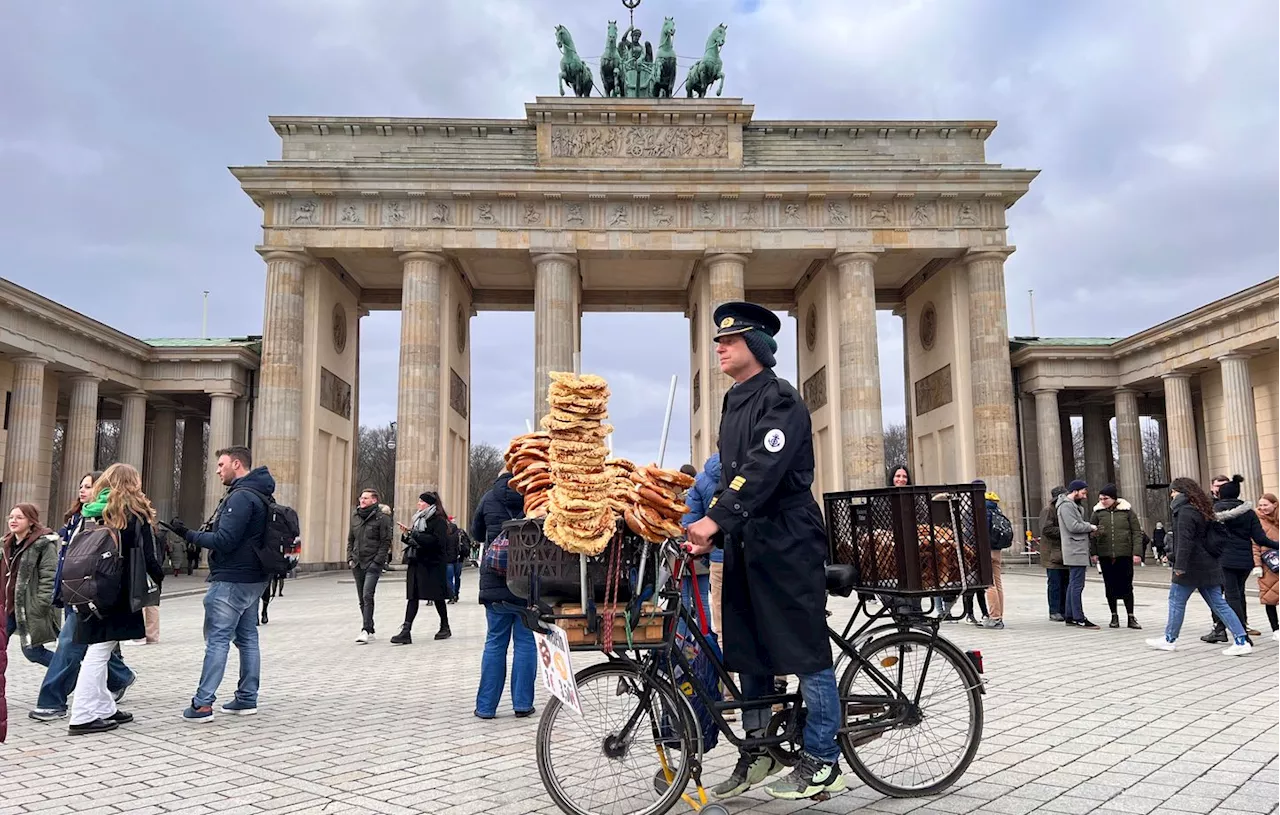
[182,466,274,584]
[470,473,524,544]
[347,506,393,569]
[0,557,7,743]
[477,532,523,606]
[682,453,723,564]
[402,513,450,602]
[75,515,166,644]
[1170,495,1224,589]
[1038,501,1065,569]
[1055,494,1093,567]
[1210,499,1277,572]
[1255,512,1279,606]
[1089,499,1143,560]
[4,530,61,648]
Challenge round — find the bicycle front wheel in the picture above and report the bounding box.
[838,630,983,797]
[536,662,696,815]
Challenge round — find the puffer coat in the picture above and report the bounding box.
[1255,512,1279,606]
[1210,500,1277,572]
[1089,499,1143,560]
[5,530,61,648]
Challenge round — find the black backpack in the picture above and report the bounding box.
[60,519,124,618]
[444,521,462,563]
[236,489,301,578]
[989,506,1015,551]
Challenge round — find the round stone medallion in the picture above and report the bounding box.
[919,302,937,351]
[456,302,467,354]
[332,303,348,354]
[805,304,818,351]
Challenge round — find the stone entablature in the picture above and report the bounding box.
[1012,277,1279,393]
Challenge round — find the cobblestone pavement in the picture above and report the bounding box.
[2,568,1276,815]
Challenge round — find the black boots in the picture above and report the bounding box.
[434,626,452,640]
[1201,628,1228,643]
[1127,615,1142,630]
[390,626,412,645]
[1109,613,1120,629]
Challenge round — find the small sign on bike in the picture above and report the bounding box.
[534,623,582,716]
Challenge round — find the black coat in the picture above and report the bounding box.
[471,474,524,544]
[1171,497,1224,589]
[1211,500,1278,572]
[403,513,450,602]
[705,369,830,676]
[75,515,165,645]
[348,506,393,569]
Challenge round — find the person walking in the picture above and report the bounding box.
[1147,477,1253,656]
[1254,493,1279,641]
[1203,475,1277,642]
[347,489,392,643]
[980,487,1011,629]
[1039,487,1069,621]
[66,464,166,734]
[167,446,273,722]
[1152,522,1168,564]
[1057,480,1100,629]
[390,493,452,644]
[0,550,7,743]
[444,517,464,604]
[4,504,61,669]
[1089,484,1143,630]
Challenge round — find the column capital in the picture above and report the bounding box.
[530,252,578,268]
[831,249,882,267]
[11,355,47,368]
[68,373,101,384]
[1031,386,1061,395]
[258,249,310,265]
[206,391,238,400]
[1160,371,1193,382]
[702,250,750,263]
[153,404,178,416]
[1214,351,1252,363]
[399,250,447,266]
[1113,387,1142,396]
[964,246,1016,265]
[123,390,149,399]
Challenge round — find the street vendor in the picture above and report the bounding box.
[684,301,845,802]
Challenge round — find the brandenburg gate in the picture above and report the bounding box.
[233,89,1037,564]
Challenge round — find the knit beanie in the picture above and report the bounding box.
[1219,475,1244,501]
[1099,483,1118,499]
[742,328,778,368]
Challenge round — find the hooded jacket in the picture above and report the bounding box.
[183,466,274,583]
[1038,501,1065,568]
[4,529,60,648]
[1171,494,1223,588]
[471,473,524,545]
[1210,499,1278,572]
[1089,498,1143,559]
[682,453,723,564]
[1055,493,1093,567]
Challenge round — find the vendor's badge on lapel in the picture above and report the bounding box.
[764,429,786,453]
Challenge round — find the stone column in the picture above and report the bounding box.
[396,252,444,527]
[965,248,1022,533]
[1034,389,1065,498]
[899,310,915,474]
[205,393,236,518]
[118,391,148,468]
[254,250,308,509]
[1219,354,1264,501]
[833,251,884,488]
[1114,388,1146,524]
[0,357,47,515]
[1161,373,1199,483]
[704,252,747,438]
[179,416,206,525]
[148,407,177,522]
[532,253,579,424]
[1082,405,1110,491]
[61,375,100,509]
[1060,411,1076,483]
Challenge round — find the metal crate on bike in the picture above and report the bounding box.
[824,483,993,596]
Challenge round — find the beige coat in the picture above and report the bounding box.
[1254,513,1278,607]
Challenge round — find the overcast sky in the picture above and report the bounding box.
[3,1,1276,468]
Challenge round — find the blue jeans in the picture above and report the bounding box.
[681,572,713,633]
[352,565,381,632]
[1165,583,1247,644]
[6,614,54,667]
[741,668,841,764]
[194,581,269,708]
[36,610,133,712]
[475,603,536,717]
[1046,569,1068,617]
[446,563,462,600]
[1066,566,1087,622]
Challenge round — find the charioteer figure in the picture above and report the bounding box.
[684,301,846,802]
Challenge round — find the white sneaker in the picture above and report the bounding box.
[356,630,370,644]
[366,631,376,643]
[1272,631,1280,642]
[1222,641,1253,657]
[1145,638,1177,651]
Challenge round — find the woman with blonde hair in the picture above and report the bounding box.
[67,464,165,735]
[1254,493,1279,641]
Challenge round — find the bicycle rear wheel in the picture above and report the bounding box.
[536,662,696,815]
[838,630,983,797]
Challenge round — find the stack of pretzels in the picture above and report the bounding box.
[540,372,616,556]
[622,464,694,544]
[505,432,552,517]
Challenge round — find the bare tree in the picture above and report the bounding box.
[1141,419,1169,530]
[355,423,397,507]
[95,420,121,469]
[1071,423,1085,481]
[469,442,505,523]
[882,423,908,483]
[50,421,65,508]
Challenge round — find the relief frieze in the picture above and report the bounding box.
[914,364,953,417]
[549,125,728,159]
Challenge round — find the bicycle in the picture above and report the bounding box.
[525,539,987,815]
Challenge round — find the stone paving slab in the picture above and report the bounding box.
[2,569,1276,814]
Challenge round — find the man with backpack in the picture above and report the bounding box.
[975,481,1014,629]
[168,446,276,722]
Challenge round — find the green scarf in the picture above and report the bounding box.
[82,489,110,519]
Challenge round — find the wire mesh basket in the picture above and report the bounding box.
[824,483,993,596]
[504,517,643,604]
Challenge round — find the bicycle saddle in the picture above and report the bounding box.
[825,564,858,597]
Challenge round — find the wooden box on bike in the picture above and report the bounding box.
[824,483,993,596]
[553,603,666,647]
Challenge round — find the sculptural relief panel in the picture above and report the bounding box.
[549,125,729,159]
